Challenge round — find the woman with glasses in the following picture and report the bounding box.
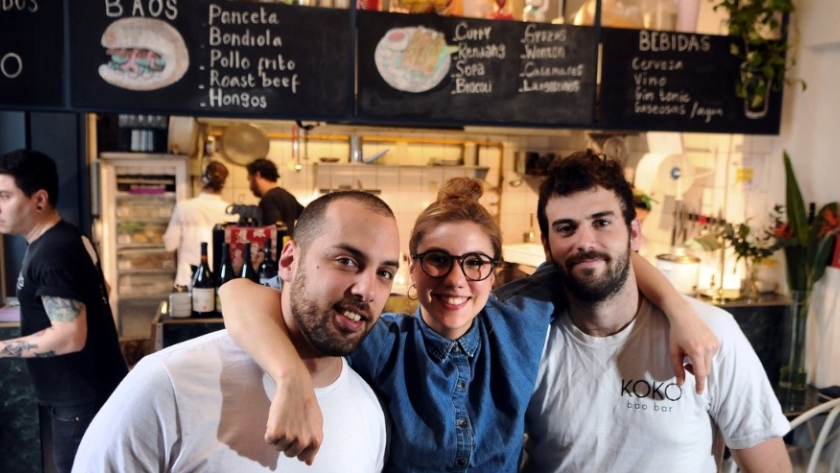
[221,177,715,471]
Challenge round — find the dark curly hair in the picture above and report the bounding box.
[537,149,636,237]
[246,158,279,182]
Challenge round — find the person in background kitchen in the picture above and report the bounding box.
[516,150,790,472]
[247,157,304,232]
[220,176,719,471]
[71,190,393,472]
[163,160,237,286]
[0,149,128,473]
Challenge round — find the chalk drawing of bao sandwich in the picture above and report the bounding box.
[99,17,190,91]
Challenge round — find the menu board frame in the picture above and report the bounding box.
[0,0,65,110]
[598,27,783,135]
[1,2,789,135]
[67,0,353,120]
[356,10,597,127]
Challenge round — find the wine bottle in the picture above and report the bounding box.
[215,243,236,316]
[239,242,259,283]
[258,238,278,285]
[191,242,215,317]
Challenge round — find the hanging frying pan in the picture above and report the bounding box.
[220,123,270,166]
[167,116,198,156]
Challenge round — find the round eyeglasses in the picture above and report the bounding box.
[411,250,499,282]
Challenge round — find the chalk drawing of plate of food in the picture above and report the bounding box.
[98,17,190,91]
[375,27,455,93]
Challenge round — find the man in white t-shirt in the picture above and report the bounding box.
[521,150,791,473]
[73,191,400,472]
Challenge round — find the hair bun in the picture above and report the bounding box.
[437,177,484,203]
[204,161,229,190]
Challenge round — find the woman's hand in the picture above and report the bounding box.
[667,302,720,394]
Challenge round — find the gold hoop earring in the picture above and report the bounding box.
[406,284,418,301]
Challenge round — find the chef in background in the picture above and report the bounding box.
[246,158,304,232]
[164,161,236,286]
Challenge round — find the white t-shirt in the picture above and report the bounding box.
[522,297,790,473]
[163,193,236,286]
[72,330,387,473]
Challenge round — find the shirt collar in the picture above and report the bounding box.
[414,307,481,361]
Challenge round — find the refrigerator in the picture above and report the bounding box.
[92,153,188,340]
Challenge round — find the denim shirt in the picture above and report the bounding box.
[348,262,566,472]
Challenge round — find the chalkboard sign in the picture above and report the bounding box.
[68,0,352,119]
[0,1,65,110]
[357,11,596,126]
[599,28,782,134]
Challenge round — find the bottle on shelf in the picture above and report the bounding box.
[276,221,291,250]
[215,243,236,316]
[258,238,279,285]
[239,242,259,283]
[191,242,216,317]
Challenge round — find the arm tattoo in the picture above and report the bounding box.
[43,296,85,323]
[1,340,54,357]
[2,340,39,357]
[0,330,58,358]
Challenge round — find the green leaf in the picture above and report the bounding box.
[810,234,835,285]
[783,152,809,246]
[784,245,807,291]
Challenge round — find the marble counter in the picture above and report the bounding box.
[702,293,789,386]
[0,324,43,473]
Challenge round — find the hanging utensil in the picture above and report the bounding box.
[220,123,270,166]
[523,213,536,243]
[287,124,301,172]
[301,126,308,167]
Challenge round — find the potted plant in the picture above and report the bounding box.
[771,152,839,391]
[710,0,805,119]
[719,218,776,301]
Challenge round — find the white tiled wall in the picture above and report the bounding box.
[204,126,779,292]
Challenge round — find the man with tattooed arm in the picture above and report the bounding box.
[0,150,127,473]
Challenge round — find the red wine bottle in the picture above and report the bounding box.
[239,242,259,283]
[258,238,278,285]
[191,242,215,317]
[215,243,236,316]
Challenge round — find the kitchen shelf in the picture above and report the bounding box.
[100,152,185,160]
[117,244,166,250]
[118,294,171,302]
[116,217,170,224]
[117,268,175,275]
[314,163,489,171]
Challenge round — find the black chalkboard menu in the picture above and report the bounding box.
[68,0,352,119]
[357,11,596,126]
[599,28,782,134]
[0,1,65,110]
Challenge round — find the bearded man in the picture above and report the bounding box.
[518,150,792,473]
[73,191,399,473]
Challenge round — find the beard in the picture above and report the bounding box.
[555,243,631,304]
[289,268,371,357]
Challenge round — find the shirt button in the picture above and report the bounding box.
[458,418,467,428]
[457,381,465,389]
[451,345,461,353]
[456,458,466,467]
